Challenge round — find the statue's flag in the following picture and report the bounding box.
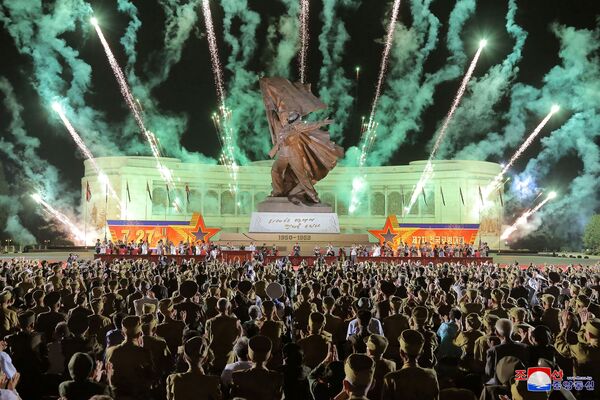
[85,182,92,202]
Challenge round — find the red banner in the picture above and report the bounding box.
[369,216,480,250]
[107,213,220,247]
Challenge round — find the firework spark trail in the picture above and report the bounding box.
[52,102,121,206]
[201,0,239,192]
[202,0,226,106]
[483,105,559,199]
[348,0,401,213]
[403,40,487,216]
[299,0,310,83]
[91,18,173,186]
[501,191,556,240]
[31,193,85,242]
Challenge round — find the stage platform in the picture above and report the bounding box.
[94,252,493,266]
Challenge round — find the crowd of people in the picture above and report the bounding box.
[0,254,597,399]
[95,239,491,260]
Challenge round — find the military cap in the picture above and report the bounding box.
[0,291,12,303]
[400,329,424,356]
[68,352,94,381]
[466,288,478,301]
[143,303,157,315]
[179,280,198,298]
[496,356,524,386]
[68,313,89,335]
[585,318,600,337]
[576,295,590,308]
[466,313,482,330]
[540,294,555,306]
[366,334,388,356]
[491,289,504,303]
[254,280,267,298]
[122,316,142,336]
[483,313,499,329]
[309,312,325,329]
[45,291,61,307]
[32,289,44,301]
[380,281,396,297]
[158,298,173,313]
[18,311,35,328]
[248,335,272,361]
[548,271,561,284]
[344,353,375,387]
[91,287,103,299]
[412,306,428,323]
[514,323,533,332]
[238,280,252,294]
[184,336,209,359]
[509,307,526,321]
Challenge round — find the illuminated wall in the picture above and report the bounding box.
[82,157,503,245]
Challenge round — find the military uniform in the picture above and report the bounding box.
[0,291,18,338]
[381,330,439,400]
[343,353,375,400]
[382,308,409,363]
[231,335,283,400]
[106,316,155,400]
[540,294,561,335]
[166,336,222,400]
[555,319,600,389]
[205,313,241,372]
[453,314,484,359]
[297,313,331,369]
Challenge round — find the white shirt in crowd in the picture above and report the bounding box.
[346,317,383,339]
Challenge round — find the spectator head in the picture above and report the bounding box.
[18,311,35,332]
[531,325,551,346]
[216,298,230,314]
[342,353,375,397]
[495,318,513,340]
[91,298,104,314]
[541,294,555,309]
[68,314,89,336]
[491,289,504,306]
[323,296,335,312]
[248,305,260,320]
[141,314,157,336]
[482,314,499,334]
[158,298,174,317]
[449,308,462,322]
[308,312,325,334]
[54,321,70,341]
[282,342,304,366]
[112,312,126,330]
[411,306,428,327]
[32,289,45,305]
[399,329,425,360]
[122,316,142,341]
[261,300,275,319]
[366,334,388,359]
[465,313,481,331]
[184,336,210,367]
[0,291,12,308]
[356,310,372,330]
[68,352,94,381]
[233,337,249,361]
[509,307,526,324]
[248,335,272,364]
[466,289,477,302]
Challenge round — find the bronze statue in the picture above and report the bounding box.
[260,77,344,205]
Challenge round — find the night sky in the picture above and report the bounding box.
[0,0,598,243]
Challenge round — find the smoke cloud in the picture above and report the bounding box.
[355,0,476,166]
[436,0,527,158]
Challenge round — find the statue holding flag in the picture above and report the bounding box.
[260,77,344,205]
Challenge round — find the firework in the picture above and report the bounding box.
[91,17,173,186]
[403,39,487,216]
[483,105,559,199]
[31,193,86,243]
[201,0,226,106]
[201,1,239,193]
[299,0,310,83]
[501,191,557,240]
[52,102,121,205]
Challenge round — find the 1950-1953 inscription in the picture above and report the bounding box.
[278,234,312,241]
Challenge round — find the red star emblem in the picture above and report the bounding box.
[368,216,401,248]
[173,213,220,243]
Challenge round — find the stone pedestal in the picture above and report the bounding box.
[251,197,340,233]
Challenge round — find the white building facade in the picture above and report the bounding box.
[82,157,504,246]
